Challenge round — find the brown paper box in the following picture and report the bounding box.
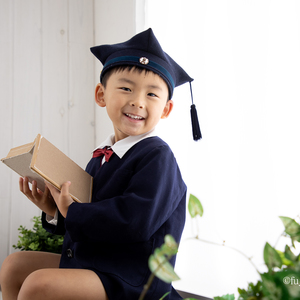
[1,134,93,203]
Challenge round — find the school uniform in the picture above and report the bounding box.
[43,26,202,299]
[42,130,186,299]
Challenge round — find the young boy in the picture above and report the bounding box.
[0,28,198,300]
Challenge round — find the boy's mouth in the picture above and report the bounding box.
[124,113,145,120]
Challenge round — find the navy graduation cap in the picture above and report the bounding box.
[90,28,202,141]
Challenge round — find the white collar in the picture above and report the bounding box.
[93,129,157,159]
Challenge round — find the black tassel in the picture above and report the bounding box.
[191,104,202,141]
[189,82,202,141]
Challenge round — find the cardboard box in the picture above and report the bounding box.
[1,134,93,203]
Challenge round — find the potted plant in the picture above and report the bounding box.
[13,216,64,254]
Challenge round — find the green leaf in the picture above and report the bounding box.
[29,242,39,251]
[274,270,300,298]
[237,281,263,299]
[279,216,300,246]
[276,250,294,267]
[188,194,203,218]
[261,273,288,300]
[284,245,297,261]
[13,215,64,253]
[159,291,170,300]
[213,294,235,300]
[279,216,300,235]
[148,249,180,283]
[263,242,282,270]
[161,234,178,256]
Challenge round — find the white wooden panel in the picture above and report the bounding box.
[41,0,69,153]
[0,0,14,268]
[12,0,42,144]
[9,0,43,253]
[0,0,142,270]
[68,0,95,169]
[93,0,137,145]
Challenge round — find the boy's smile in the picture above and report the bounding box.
[95,69,173,143]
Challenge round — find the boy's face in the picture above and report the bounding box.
[95,68,173,142]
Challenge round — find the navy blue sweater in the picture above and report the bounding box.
[43,136,186,299]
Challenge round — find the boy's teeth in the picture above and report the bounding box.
[126,113,143,120]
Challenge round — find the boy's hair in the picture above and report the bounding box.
[101,65,171,100]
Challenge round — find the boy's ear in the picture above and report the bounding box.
[161,100,174,119]
[95,83,106,107]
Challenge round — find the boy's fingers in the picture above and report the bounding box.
[31,180,39,198]
[45,181,71,199]
[19,177,24,192]
[45,181,57,197]
[61,181,71,197]
[22,177,33,198]
[19,177,30,198]
[60,182,73,218]
[44,181,73,218]
[43,185,51,198]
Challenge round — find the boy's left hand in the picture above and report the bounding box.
[45,181,74,218]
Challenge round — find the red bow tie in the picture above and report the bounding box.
[93,147,114,162]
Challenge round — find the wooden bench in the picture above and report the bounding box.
[177,290,213,300]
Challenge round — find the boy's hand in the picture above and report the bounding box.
[19,177,57,217]
[45,181,74,218]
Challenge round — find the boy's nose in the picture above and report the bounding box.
[129,97,144,109]
[130,102,144,109]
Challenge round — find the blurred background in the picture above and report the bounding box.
[1,0,300,298]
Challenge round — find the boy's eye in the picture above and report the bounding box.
[148,92,158,97]
[121,87,131,92]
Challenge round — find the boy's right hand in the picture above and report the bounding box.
[19,177,57,217]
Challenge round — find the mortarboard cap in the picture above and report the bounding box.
[90,28,202,141]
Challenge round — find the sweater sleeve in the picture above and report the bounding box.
[64,143,186,244]
[41,210,66,236]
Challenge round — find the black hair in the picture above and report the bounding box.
[101,65,150,88]
[101,65,171,100]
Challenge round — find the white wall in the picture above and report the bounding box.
[0,0,141,270]
[0,0,95,267]
[93,0,145,144]
[146,0,300,298]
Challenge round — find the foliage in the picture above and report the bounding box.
[214,294,235,300]
[139,234,197,300]
[188,193,203,218]
[212,215,300,300]
[186,194,300,300]
[237,281,263,300]
[279,216,300,247]
[148,234,180,283]
[257,216,300,300]
[139,194,207,299]
[13,216,64,254]
[140,194,206,299]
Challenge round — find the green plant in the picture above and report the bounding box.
[139,234,197,300]
[214,216,300,300]
[185,193,300,300]
[237,281,263,300]
[13,216,64,254]
[138,194,207,300]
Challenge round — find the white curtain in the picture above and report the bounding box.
[145,0,300,297]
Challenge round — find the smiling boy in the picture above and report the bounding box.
[0,28,199,300]
[96,67,173,141]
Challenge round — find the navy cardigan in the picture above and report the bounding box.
[42,136,186,299]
